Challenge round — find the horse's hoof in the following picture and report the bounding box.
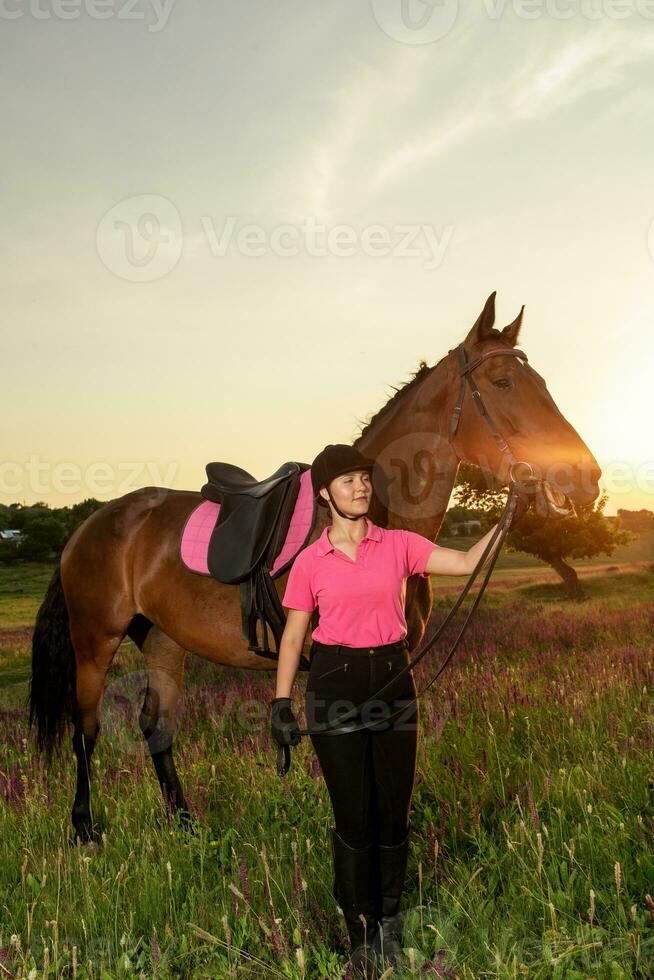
[177,809,201,836]
[70,824,99,847]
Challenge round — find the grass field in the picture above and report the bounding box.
[0,539,653,978]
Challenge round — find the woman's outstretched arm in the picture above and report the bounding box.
[423,522,503,577]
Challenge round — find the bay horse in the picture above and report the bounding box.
[27,292,601,842]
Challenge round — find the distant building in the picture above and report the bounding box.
[450,520,482,536]
[0,529,23,542]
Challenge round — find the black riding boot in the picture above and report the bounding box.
[331,829,380,979]
[373,821,411,970]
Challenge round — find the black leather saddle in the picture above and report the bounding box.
[200,460,314,668]
[203,461,301,502]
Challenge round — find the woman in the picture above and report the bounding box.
[270,444,526,978]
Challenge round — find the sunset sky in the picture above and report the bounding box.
[3,2,653,515]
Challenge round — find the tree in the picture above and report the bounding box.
[1,501,50,532]
[59,498,105,539]
[453,462,634,600]
[18,515,67,561]
[0,498,106,564]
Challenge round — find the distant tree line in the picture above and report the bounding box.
[1,484,651,599]
[615,508,654,532]
[0,499,106,562]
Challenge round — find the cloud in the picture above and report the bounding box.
[298,46,429,222]
[363,22,654,194]
[508,26,654,119]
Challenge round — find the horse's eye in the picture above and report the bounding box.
[493,378,513,390]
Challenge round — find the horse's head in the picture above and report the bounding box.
[449,291,600,507]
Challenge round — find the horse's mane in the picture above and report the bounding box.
[352,356,438,445]
[353,328,510,447]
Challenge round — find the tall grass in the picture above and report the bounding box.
[0,566,653,977]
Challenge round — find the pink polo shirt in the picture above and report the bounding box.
[281,517,437,647]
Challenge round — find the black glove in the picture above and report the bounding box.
[271,697,301,748]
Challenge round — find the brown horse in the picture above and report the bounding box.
[27,292,601,842]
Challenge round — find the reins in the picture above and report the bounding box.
[275,341,572,776]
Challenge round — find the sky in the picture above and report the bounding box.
[2,0,653,515]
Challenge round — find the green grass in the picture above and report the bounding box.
[0,554,653,978]
[0,561,57,628]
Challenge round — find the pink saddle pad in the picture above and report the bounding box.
[180,468,315,577]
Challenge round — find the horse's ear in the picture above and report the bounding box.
[501,305,525,347]
[464,291,496,346]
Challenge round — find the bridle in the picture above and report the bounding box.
[276,343,572,775]
[449,343,528,460]
[450,344,575,518]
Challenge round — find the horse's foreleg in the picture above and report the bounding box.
[139,629,191,825]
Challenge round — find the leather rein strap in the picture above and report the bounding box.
[277,343,532,776]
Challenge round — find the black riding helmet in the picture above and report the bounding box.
[311,444,375,522]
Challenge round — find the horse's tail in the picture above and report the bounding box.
[27,565,77,763]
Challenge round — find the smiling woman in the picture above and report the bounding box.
[269,442,497,976]
[268,434,537,975]
[270,443,422,975]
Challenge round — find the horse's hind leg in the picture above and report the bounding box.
[138,628,191,825]
[71,712,100,844]
[70,640,122,843]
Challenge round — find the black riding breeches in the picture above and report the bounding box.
[304,639,418,849]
